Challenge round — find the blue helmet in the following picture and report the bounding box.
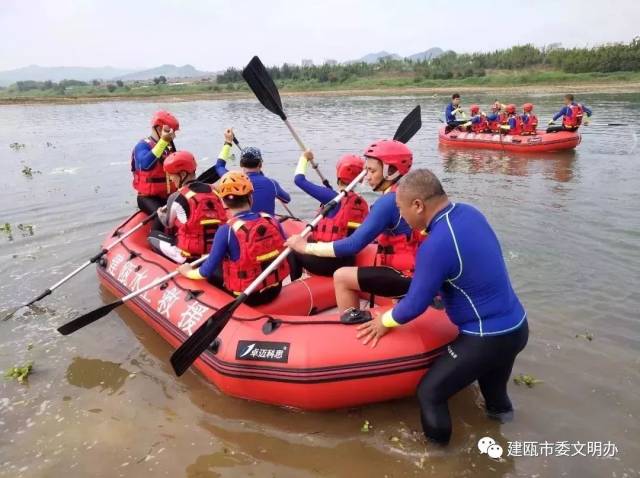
[240,147,262,167]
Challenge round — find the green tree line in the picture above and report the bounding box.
[217,38,640,84]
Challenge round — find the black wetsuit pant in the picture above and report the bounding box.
[445,120,469,134]
[206,266,283,307]
[546,125,579,134]
[137,195,166,231]
[418,321,529,444]
[294,253,355,277]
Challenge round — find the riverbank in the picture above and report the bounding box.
[1,70,638,105]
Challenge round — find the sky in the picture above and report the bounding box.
[1,0,638,72]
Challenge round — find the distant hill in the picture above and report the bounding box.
[0,65,137,86]
[0,63,214,87]
[407,47,444,61]
[348,48,445,65]
[116,64,212,81]
[350,51,402,64]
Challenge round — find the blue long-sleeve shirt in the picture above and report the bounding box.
[132,138,162,170]
[214,159,291,216]
[294,174,341,219]
[552,102,593,122]
[444,103,459,123]
[198,211,287,278]
[390,202,526,336]
[333,191,411,257]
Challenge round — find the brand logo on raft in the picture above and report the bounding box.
[236,340,290,363]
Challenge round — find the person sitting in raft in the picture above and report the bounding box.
[355,168,528,446]
[292,150,369,276]
[499,104,524,135]
[485,101,507,133]
[148,151,227,264]
[520,103,538,135]
[286,139,424,311]
[444,93,467,133]
[213,128,291,216]
[547,94,592,133]
[465,104,489,133]
[178,171,290,306]
[131,110,180,230]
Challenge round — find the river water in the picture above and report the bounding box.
[0,93,639,477]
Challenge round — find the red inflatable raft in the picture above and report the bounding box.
[96,212,458,410]
[438,126,581,152]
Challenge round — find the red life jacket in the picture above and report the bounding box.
[562,103,583,129]
[506,115,523,135]
[488,112,508,133]
[521,113,538,135]
[175,184,227,257]
[375,184,426,276]
[311,192,369,242]
[471,116,489,134]
[131,137,176,197]
[223,213,290,295]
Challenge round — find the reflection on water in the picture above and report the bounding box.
[1,93,639,477]
[440,146,577,183]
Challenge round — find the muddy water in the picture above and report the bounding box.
[1,93,639,477]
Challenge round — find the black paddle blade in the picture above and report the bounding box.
[393,105,422,144]
[57,300,123,335]
[242,56,286,121]
[170,300,239,376]
[197,165,220,184]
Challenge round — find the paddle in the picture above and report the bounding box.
[2,212,160,322]
[231,136,298,220]
[169,105,423,377]
[57,255,209,335]
[242,56,331,188]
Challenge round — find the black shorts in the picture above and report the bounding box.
[356,266,412,298]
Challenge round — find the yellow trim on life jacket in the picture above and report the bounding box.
[347,221,362,229]
[184,190,197,199]
[256,249,280,262]
[200,219,222,225]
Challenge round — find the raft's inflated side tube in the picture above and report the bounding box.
[438,126,581,153]
[96,212,458,410]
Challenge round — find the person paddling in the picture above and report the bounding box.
[286,139,424,311]
[521,103,539,135]
[213,128,291,216]
[499,104,523,135]
[356,169,528,446]
[292,149,369,276]
[178,171,290,306]
[131,110,179,230]
[547,94,592,133]
[467,104,489,133]
[444,93,468,133]
[148,151,227,263]
[486,101,507,133]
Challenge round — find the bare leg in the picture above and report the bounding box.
[333,267,361,312]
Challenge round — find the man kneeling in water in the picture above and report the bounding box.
[356,169,529,445]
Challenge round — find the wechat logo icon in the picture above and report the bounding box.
[478,436,504,460]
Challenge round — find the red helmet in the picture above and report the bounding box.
[336,154,364,183]
[364,139,412,180]
[505,104,517,114]
[151,110,180,131]
[470,104,480,114]
[523,103,534,112]
[163,151,196,174]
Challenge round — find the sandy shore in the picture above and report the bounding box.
[1,80,637,105]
